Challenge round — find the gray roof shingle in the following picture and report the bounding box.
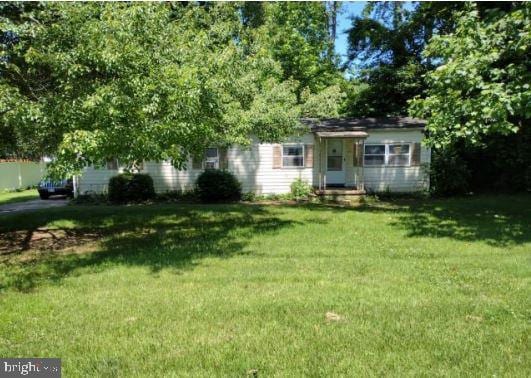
[302,117,426,132]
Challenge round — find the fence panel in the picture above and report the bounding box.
[0,162,46,191]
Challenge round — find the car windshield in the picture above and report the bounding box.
[40,179,69,187]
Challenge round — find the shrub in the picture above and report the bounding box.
[71,193,108,205]
[196,169,242,203]
[290,178,312,200]
[108,173,155,204]
[430,148,470,196]
[156,189,198,203]
[242,192,256,202]
[108,174,131,204]
[127,173,156,202]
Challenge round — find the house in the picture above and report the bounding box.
[77,117,430,195]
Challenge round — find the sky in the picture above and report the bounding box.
[335,1,367,65]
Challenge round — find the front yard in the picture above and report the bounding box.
[0,195,529,376]
[0,189,38,206]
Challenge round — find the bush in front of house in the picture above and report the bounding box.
[241,192,256,202]
[196,169,242,202]
[108,174,130,204]
[127,173,156,202]
[156,189,198,203]
[290,178,312,200]
[108,173,155,203]
[429,148,470,196]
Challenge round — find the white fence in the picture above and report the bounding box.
[0,161,46,191]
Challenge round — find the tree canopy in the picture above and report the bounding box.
[0,1,529,180]
[410,2,530,147]
[0,2,340,176]
[343,1,463,117]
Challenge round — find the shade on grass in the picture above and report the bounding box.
[0,195,530,376]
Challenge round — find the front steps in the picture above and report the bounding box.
[314,187,366,205]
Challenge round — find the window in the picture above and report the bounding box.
[364,143,411,166]
[364,144,385,166]
[106,159,118,170]
[282,144,304,167]
[327,139,343,171]
[388,144,410,166]
[204,148,219,169]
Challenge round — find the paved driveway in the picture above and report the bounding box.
[0,197,69,215]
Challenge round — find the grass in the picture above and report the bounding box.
[0,195,530,376]
[0,188,38,206]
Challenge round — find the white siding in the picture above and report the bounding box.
[229,134,314,194]
[77,166,121,194]
[78,134,315,195]
[363,129,430,193]
[77,130,429,195]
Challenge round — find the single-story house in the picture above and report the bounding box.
[77,117,430,195]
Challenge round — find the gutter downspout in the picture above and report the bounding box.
[73,175,79,198]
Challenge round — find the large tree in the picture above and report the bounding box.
[344,1,462,116]
[242,2,343,97]
[410,2,530,147]
[0,3,302,176]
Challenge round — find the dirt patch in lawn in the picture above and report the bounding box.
[0,228,104,261]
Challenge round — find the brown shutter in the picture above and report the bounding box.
[411,143,421,166]
[272,144,282,169]
[219,147,228,169]
[304,144,313,168]
[106,159,118,170]
[192,155,203,170]
[353,142,363,167]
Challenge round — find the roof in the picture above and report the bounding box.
[315,131,369,138]
[302,117,426,132]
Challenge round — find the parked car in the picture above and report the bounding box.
[38,179,74,199]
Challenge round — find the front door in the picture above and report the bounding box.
[326,139,345,186]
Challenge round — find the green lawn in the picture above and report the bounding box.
[0,195,530,376]
[0,189,38,206]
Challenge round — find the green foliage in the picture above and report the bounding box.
[71,193,108,205]
[127,174,156,202]
[108,173,155,204]
[344,2,462,116]
[300,85,345,118]
[343,62,426,116]
[156,190,198,203]
[241,192,256,202]
[1,197,530,375]
[410,3,531,147]
[429,147,471,196]
[290,178,312,200]
[196,169,242,203]
[430,126,531,195]
[0,3,301,174]
[108,175,130,204]
[340,81,374,116]
[258,2,341,96]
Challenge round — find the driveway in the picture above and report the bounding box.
[0,197,69,215]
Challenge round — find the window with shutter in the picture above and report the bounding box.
[282,144,304,167]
